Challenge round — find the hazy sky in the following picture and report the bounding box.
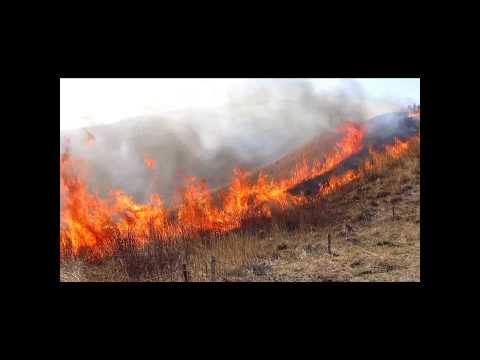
[60,78,420,131]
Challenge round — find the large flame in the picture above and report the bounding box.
[60,120,418,260]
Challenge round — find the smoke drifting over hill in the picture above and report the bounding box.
[60,79,408,205]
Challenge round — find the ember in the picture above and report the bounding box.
[144,154,156,170]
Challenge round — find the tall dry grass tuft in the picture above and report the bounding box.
[110,229,185,280]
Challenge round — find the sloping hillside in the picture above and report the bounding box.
[226,152,420,282]
[60,128,420,282]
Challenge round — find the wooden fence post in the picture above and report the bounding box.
[328,233,332,255]
[211,256,216,282]
[182,263,189,282]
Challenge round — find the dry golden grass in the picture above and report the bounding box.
[60,136,420,282]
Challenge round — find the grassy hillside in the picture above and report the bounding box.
[60,133,420,282]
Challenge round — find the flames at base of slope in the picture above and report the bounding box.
[60,120,419,260]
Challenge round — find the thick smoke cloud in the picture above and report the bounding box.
[60,79,407,205]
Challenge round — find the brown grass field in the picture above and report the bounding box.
[60,135,420,282]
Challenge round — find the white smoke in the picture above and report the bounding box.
[60,79,407,205]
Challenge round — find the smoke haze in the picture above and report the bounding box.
[60,79,411,205]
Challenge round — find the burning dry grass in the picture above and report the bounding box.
[60,121,420,282]
[60,134,420,282]
[60,121,367,259]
